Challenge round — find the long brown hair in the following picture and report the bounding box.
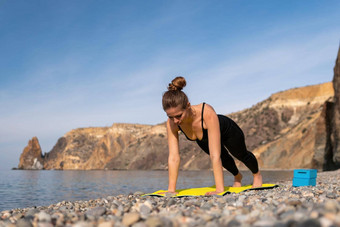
[162,77,189,110]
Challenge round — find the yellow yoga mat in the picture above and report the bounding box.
[144,184,278,197]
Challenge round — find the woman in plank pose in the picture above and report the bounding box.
[162,76,262,195]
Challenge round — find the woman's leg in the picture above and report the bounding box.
[223,123,262,187]
[220,147,243,187]
[198,141,243,186]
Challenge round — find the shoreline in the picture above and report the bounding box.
[1,170,339,227]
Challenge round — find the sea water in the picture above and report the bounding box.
[0,170,293,211]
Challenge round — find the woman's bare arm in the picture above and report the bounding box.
[204,104,224,194]
[166,119,180,193]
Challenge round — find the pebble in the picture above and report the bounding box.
[145,216,163,227]
[25,209,39,218]
[1,169,340,227]
[16,219,33,227]
[97,222,114,227]
[122,212,140,226]
[166,198,176,207]
[37,211,51,222]
[85,207,106,218]
[139,205,151,219]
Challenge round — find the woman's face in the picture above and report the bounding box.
[165,105,188,125]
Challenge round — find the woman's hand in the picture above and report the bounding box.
[205,190,224,196]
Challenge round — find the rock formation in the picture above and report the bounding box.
[41,124,208,170]
[18,137,44,170]
[229,82,334,170]
[325,47,340,170]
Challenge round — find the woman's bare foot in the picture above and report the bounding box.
[252,171,263,188]
[233,172,243,187]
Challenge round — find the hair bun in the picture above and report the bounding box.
[168,76,186,91]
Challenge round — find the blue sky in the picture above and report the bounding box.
[0,0,339,170]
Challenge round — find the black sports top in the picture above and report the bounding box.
[178,102,208,142]
[178,102,233,144]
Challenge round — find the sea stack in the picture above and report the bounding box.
[18,137,44,170]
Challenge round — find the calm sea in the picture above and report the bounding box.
[0,170,293,211]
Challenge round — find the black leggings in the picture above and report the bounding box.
[197,121,259,176]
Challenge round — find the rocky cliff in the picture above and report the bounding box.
[41,124,207,170]
[326,47,340,170]
[229,82,334,170]
[18,48,340,171]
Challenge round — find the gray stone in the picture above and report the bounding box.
[37,223,53,227]
[286,199,302,206]
[235,214,248,222]
[326,193,337,199]
[159,217,173,227]
[12,212,24,221]
[324,200,339,213]
[25,208,39,218]
[297,219,321,227]
[122,212,140,226]
[58,206,68,212]
[37,211,51,222]
[112,200,123,208]
[0,211,11,220]
[238,195,247,202]
[284,219,298,227]
[272,223,287,227]
[279,210,295,220]
[225,197,236,204]
[16,219,33,227]
[226,219,241,227]
[253,219,276,227]
[206,221,220,227]
[201,213,214,222]
[85,207,106,217]
[184,200,195,207]
[142,200,153,209]
[211,194,223,198]
[131,222,147,227]
[72,221,95,227]
[139,204,151,218]
[235,201,243,207]
[249,209,261,218]
[97,221,114,227]
[145,216,164,227]
[166,198,176,207]
[201,202,212,210]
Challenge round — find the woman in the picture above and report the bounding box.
[162,76,262,195]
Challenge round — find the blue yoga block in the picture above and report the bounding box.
[292,169,317,187]
[293,177,316,187]
[293,169,317,178]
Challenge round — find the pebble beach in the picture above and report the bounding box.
[1,169,339,227]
